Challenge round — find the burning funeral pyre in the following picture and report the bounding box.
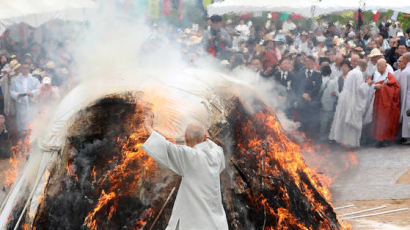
[1,81,349,230]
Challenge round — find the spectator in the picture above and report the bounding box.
[9,63,41,133]
[338,60,352,93]
[329,59,372,148]
[319,64,338,142]
[0,114,10,158]
[203,15,232,59]
[294,56,322,139]
[399,52,410,144]
[371,59,401,147]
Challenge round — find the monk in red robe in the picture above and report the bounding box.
[372,59,401,147]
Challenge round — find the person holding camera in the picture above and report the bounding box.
[203,15,232,59]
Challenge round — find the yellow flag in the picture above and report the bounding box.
[148,0,160,19]
[202,0,212,8]
[341,11,354,19]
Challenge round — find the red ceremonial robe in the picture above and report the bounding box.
[372,72,401,141]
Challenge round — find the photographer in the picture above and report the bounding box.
[203,15,232,59]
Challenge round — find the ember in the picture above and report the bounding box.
[5,92,348,230]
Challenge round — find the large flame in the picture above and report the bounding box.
[232,105,350,229]
[2,134,30,188]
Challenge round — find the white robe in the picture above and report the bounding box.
[142,131,229,230]
[9,74,41,131]
[399,63,410,138]
[329,67,369,147]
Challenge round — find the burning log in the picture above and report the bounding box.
[5,90,348,230]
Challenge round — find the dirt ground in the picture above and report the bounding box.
[334,168,410,229]
[335,199,410,229]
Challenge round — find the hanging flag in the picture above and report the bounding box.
[240,14,252,19]
[198,0,207,17]
[391,11,399,21]
[178,0,183,20]
[253,12,262,17]
[147,0,161,19]
[341,11,354,19]
[202,0,212,8]
[373,11,380,22]
[291,13,303,20]
[162,0,172,15]
[280,12,290,21]
[271,12,278,21]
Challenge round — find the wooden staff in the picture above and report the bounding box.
[148,187,176,230]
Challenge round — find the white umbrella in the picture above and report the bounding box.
[207,0,319,17]
[0,0,97,34]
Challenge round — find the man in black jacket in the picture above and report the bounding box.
[294,56,322,139]
[273,58,296,118]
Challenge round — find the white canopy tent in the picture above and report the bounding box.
[0,0,97,34]
[314,0,410,16]
[208,0,410,17]
[207,0,318,17]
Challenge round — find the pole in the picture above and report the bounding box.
[148,187,176,230]
[342,208,409,220]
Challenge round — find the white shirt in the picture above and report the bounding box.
[142,131,228,230]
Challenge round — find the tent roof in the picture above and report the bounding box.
[0,0,96,34]
[207,0,410,17]
[208,0,317,17]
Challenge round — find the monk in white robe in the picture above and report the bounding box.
[399,53,410,141]
[329,60,373,147]
[142,115,229,230]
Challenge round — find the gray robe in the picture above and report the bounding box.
[0,74,16,116]
[329,67,369,147]
[399,63,410,138]
[142,131,229,230]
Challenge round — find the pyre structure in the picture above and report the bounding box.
[2,76,347,229]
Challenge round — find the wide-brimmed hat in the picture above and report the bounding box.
[9,60,21,72]
[45,61,56,69]
[42,76,52,85]
[368,48,383,58]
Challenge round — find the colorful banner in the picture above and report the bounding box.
[373,11,380,22]
[178,0,183,20]
[280,13,290,21]
[147,0,161,18]
[198,0,207,17]
[162,0,172,15]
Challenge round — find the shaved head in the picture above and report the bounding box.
[403,52,410,65]
[377,58,387,74]
[185,123,206,147]
[351,54,360,68]
[358,59,367,72]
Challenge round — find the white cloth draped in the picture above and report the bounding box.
[329,67,369,147]
[142,131,228,230]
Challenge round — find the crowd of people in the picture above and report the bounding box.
[181,14,410,148]
[1,13,410,156]
[0,26,74,158]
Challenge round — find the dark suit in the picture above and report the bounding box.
[273,69,296,118]
[294,69,322,139]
